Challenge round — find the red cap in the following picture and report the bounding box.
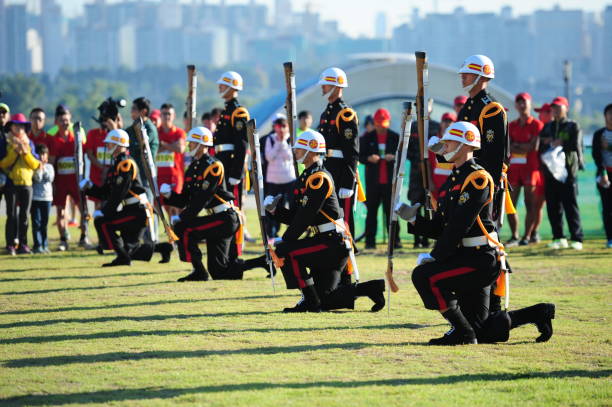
[441,112,457,122]
[551,96,569,108]
[150,109,161,120]
[373,108,391,128]
[9,113,29,124]
[454,95,468,106]
[534,103,551,113]
[515,92,531,102]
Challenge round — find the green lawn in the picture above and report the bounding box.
[0,215,611,406]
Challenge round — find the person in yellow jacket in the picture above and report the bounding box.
[0,114,40,255]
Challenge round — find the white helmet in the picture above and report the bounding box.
[440,121,481,150]
[216,71,243,91]
[293,129,326,154]
[103,129,130,147]
[186,126,213,147]
[317,67,348,88]
[458,54,495,79]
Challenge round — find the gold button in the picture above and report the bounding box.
[450,197,454,200]
[452,177,456,181]
[464,116,468,120]
[468,106,471,110]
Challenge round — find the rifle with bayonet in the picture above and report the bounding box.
[415,51,435,219]
[283,62,300,176]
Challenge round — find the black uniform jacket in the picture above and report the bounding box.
[274,162,343,242]
[458,89,509,184]
[213,98,249,181]
[87,152,146,217]
[317,98,359,191]
[409,159,496,262]
[164,154,235,222]
[359,129,399,186]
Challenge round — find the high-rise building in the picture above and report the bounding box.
[40,0,64,77]
[5,4,30,74]
[375,12,388,39]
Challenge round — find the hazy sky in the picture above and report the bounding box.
[14,0,611,37]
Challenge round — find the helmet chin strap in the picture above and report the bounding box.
[107,144,117,155]
[296,151,307,164]
[463,75,481,95]
[443,143,463,162]
[187,144,201,157]
[219,86,232,99]
[322,86,336,99]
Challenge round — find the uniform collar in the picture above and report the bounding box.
[225,98,238,107]
[453,158,476,174]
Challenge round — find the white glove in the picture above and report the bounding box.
[228,177,240,186]
[417,253,435,266]
[264,195,282,213]
[79,178,93,191]
[93,209,104,219]
[428,136,440,148]
[428,136,445,153]
[338,188,354,199]
[171,215,181,225]
[395,202,421,222]
[160,183,172,198]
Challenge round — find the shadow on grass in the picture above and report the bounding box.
[0,270,174,283]
[0,295,292,316]
[1,369,610,405]
[0,311,275,329]
[1,323,430,344]
[3,341,423,368]
[0,280,176,296]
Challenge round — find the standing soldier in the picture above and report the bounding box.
[161,127,263,282]
[80,129,172,267]
[265,130,385,313]
[213,71,249,255]
[316,67,364,239]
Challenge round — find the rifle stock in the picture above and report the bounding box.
[186,65,197,132]
[283,62,300,176]
[415,51,435,218]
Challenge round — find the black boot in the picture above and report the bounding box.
[155,242,174,264]
[508,303,555,343]
[177,261,210,282]
[103,247,131,267]
[429,306,477,345]
[283,285,321,313]
[242,255,276,277]
[413,235,422,249]
[421,237,430,248]
[355,279,386,312]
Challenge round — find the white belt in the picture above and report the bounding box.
[462,232,498,248]
[315,219,344,233]
[122,193,148,206]
[434,167,453,176]
[326,149,344,159]
[201,201,234,216]
[215,144,235,152]
[510,156,527,165]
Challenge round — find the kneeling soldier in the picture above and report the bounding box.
[161,127,261,282]
[80,129,172,267]
[265,130,385,313]
[397,121,555,345]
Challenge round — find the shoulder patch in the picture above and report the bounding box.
[306,171,333,199]
[461,169,494,203]
[336,107,358,134]
[117,159,138,180]
[479,102,507,133]
[203,160,225,185]
[231,107,250,128]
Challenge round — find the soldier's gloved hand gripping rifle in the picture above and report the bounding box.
[247,119,276,292]
[283,62,300,176]
[386,102,413,308]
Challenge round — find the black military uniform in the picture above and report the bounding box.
[359,127,399,248]
[86,152,170,266]
[271,160,385,312]
[317,98,360,236]
[164,152,248,282]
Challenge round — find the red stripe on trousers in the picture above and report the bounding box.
[428,266,476,310]
[101,216,137,250]
[183,219,224,262]
[233,183,242,255]
[288,244,328,289]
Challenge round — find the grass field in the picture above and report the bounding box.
[0,212,610,407]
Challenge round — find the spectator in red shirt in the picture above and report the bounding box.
[429,112,457,196]
[157,103,186,216]
[535,103,552,125]
[49,105,88,251]
[150,109,162,129]
[28,108,51,148]
[506,93,545,246]
[453,95,467,114]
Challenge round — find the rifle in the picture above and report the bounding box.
[386,102,413,299]
[186,65,197,132]
[133,118,178,242]
[73,121,89,242]
[415,51,435,219]
[283,62,300,176]
[246,119,276,292]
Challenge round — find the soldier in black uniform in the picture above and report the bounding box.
[316,67,363,239]
[80,129,172,267]
[397,122,555,345]
[161,127,264,282]
[265,130,385,313]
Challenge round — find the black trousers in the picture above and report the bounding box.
[5,185,33,247]
[275,232,355,310]
[544,175,583,242]
[264,181,294,238]
[411,249,500,312]
[365,182,396,246]
[174,210,243,280]
[94,205,153,261]
[597,170,612,240]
